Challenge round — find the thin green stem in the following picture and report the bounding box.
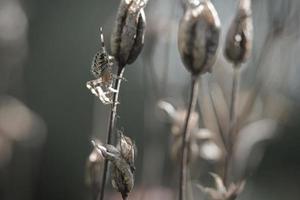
[179,75,199,200]
[98,66,125,200]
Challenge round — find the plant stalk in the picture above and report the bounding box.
[98,66,125,200]
[179,75,199,200]
[207,78,227,153]
[223,66,240,186]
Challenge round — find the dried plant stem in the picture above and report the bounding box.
[229,67,240,141]
[224,66,240,186]
[161,2,176,95]
[208,80,227,152]
[238,33,274,127]
[98,66,125,200]
[179,76,199,200]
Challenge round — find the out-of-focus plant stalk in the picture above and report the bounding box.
[179,76,199,200]
[224,66,240,186]
[178,1,221,199]
[223,0,252,188]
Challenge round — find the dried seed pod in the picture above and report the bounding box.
[158,101,222,163]
[181,0,201,10]
[85,140,104,198]
[178,0,221,75]
[111,0,147,67]
[198,173,245,200]
[117,132,137,172]
[126,11,146,64]
[92,136,136,199]
[224,0,253,65]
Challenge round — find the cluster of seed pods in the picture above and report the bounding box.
[177,0,253,200]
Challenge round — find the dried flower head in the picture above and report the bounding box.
[117,131,137,172]
[178,0,221,75]
[85,139,104,190]
[198,173,245,200]
[111,0,147,67]
[181,0,201,10]
[92,134,136,200]
[158,101,222,163]
[224,0,253,65]
[171,109,199,138]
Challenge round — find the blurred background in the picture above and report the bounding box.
[0,0,300,200]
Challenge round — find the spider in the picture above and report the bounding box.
[90,27,114,78]
[86,27,119,104]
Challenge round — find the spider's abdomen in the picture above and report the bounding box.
[91,51,113,78]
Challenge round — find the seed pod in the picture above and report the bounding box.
[92,135,136,200]
[198,173,245,200]
[85,143,104,187]
[117,132,137,172]
[178,0,221,75]
[181,0,201,10]
[224,0,253,65]
[111,0,147,67]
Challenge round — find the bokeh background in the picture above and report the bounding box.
[0,0,300,200]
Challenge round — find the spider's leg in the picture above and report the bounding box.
[99,95,111,104]
[108,58,115,67]
[99,27,106,52]
[89,86,101,97]
[112,74,127,82]
[86,78,114,104]
[97,88,113,104]
[86,81,97,92]
[86,81,93,89]
[108,55,115,61]
[94,77,104,85]
[88,86,100,97]
[108,86,118,93]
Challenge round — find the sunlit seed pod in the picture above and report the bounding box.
[92,142,135,199]
[178,0,221,75]
[85,146,104,187]
[157,100,177,122]
[224,0,253,65]
[111,0,147,67]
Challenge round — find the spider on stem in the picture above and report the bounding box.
[86,27,125,105]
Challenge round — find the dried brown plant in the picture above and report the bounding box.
[92,132,136,200]
[84,0,294,200]
[85,1,148,200]
[177,1,221,200]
